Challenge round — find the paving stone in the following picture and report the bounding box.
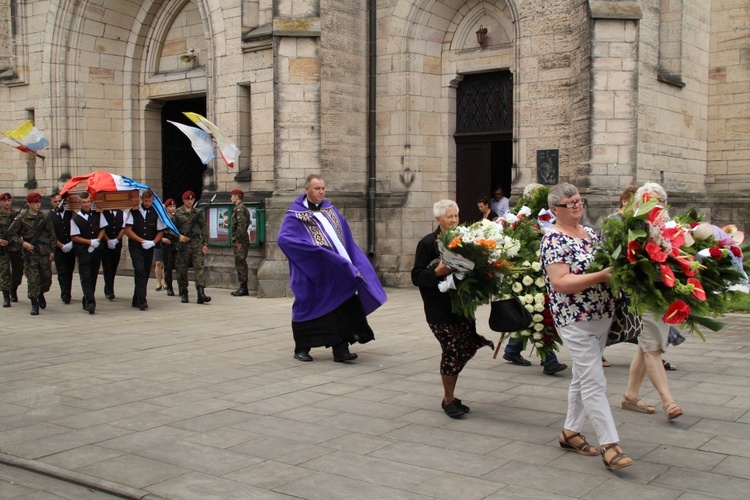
[224,459,315,490]
[384,423,508,454]
[481,460,607,497]
[583,477,682,499]
[700,434,750,458]
[639,445,726,472]
[275,470,432,499]
[484,484,578,499]
[37,444,124,470]
[409,471,505,499]
[711,456,750,480]
[148,471,291,499]
[77,453,189,489]
[488,439,568,465]
[228,435,335,465]
[651,466,750,499]
[370,441,509,477]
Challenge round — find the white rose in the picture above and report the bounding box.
[531,262,542,272]
[524,294,534,304]
[533,333,543,340]
[534,303,545,312]
[510,332,519,339]
[534,323,545,332]
[534,293,546,304]
[522,330,532,336]
[535,277,545,287]
[532,314,544,323]
[536,249,541,256]
[525,304,534,313]
[522,261,531,267]
[522,275,534,286]
[518,206,532,217]
[512,282,523,293]
[535,342,544,348]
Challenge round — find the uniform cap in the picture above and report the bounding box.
[164,198,176,206]
[0,193,11,201]
[231,189,244,196]
[182,190,195,200]
[26,192,42,203]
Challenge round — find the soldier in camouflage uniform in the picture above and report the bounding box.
[160,198,178,296]
[0,193,24,307]
[230,189,250,297]
[9,192,56,315]
[174,191,211,304]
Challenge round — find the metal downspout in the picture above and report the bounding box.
[366,0,377,257]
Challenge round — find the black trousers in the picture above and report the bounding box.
[53,249,76,298]
[76,247,101,307]
[129,245,154,307]
[100,244,122,296]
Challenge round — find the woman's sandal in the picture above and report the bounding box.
[664,401,683,420]
[621,395,655,414]
[602,357,612,367]
[663,360,678,371]
[559,431,599,456]
[601,444,633,470]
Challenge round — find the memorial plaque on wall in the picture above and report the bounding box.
[536,149,559,185]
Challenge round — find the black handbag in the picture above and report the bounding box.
[607,295,643,346]
[489,298,533,332]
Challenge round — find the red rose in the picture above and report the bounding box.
[539,213,551,222]
[709,247,723,259]
[688,278,707,302]
[730,246,742,258]
[645,242,669,262]
[662,300,691,324]
[660,264,676,288]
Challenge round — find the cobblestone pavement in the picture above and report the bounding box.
[1,282,749,499]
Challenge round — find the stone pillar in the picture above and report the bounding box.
[257,4,322,298]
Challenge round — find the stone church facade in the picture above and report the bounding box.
[0,0,748,294]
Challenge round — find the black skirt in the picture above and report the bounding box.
[292,294,375,349]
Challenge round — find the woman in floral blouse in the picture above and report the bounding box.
[541,182,632,471]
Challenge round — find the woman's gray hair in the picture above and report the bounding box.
[547,182,579,207]
[635,182,667,205]
[433,199,458,218]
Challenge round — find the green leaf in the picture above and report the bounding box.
[628,229,647,241]
[611,244,622,261]
[690,314,726,334]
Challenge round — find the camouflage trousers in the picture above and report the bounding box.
[176,243,206,288]
[234,243,248,283]
[24,253,52,298]
[0,250,23,291]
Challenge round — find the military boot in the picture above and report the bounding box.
[38,293,47,309]
[180,288,189,303]
[2,291,10,308]
[196,286,211,304]
[30,297,39,316]
[231,283,249,297]
[10,287,18,302]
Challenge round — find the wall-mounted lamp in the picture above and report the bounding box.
[476,25,488,47]
[178,49,199,67]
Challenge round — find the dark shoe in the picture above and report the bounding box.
[196,286,211,304]
[156,286,163,291]
[333,352,358,363]
[663,360,677,371]
[441,399,467,419]
[453,398,470,413]
[503,353,531,366]
[30,298,39,316]
[86,302,95,315]
[2,291,9,308]
[139,302,148,311]
[294,351,313,362]
[231,283,249,297]
[166,287,175,297]
[62,294,71,304]
[10,288,18,302]
[106,293,115,300]
[543,360,568,375]
[38,294,46,310]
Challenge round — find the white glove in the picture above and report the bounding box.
[88,245,95,253]
[141,240,155,250]
[89,238,100,249]
[107,239,118,249]
[62,241,73,253]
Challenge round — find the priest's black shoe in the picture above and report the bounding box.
[503,353,531,366]
[294,351,313,362]
[543,360,568,375]
[333,352,358,363]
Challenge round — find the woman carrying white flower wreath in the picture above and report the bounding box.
[542,182,632,471]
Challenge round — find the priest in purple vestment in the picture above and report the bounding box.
[277,174,387,363]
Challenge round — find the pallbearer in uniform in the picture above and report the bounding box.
[9,193,56,316]
[174,190,211,305]
[123,190,165,310]
[0,192,24,307]
[100,208,125,300]
[49,192,75,304]
[230,189,250,297]
[160,198,178,296]
[70,191,107,314]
